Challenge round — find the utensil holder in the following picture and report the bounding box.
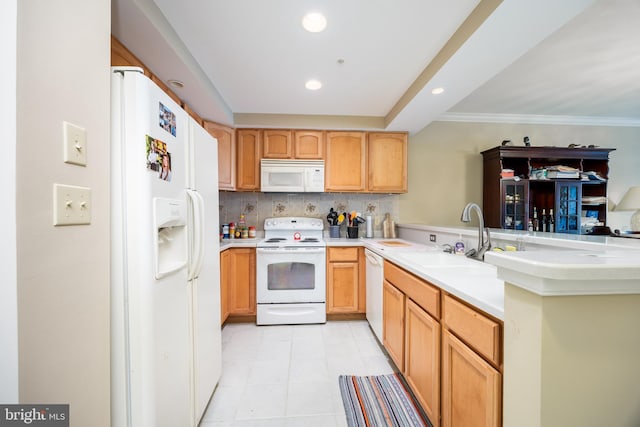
[347,226,359,239]
[329,225,340,238]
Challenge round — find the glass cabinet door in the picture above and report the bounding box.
[555,181,582,234]
[501,180,528,230]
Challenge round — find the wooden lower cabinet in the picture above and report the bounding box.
[223,248,256,315]
[220,250,231,323]
[382,261,502,427]
[382,280,405,370]
[327,262,359,312]
[405,299,440,427]
[441,330,501,427]
[326,247,365,314]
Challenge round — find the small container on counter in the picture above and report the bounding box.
[365,215,373,238]
[249,226,256,238]
[229,222,235,239]
[222,224,229,239]
[242,227,249,239]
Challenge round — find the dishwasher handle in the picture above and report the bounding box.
[364,249,383,266]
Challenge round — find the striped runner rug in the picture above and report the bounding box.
[339,373,431,427]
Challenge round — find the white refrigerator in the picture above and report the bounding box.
[111,67,221,427]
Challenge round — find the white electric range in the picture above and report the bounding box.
[256,217,326,325]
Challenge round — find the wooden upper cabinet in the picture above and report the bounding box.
[111,36,150,76]
[204,121,236,191]
[294,131,324,159]
[325,131,366,191]
[262,130,293,158]
[236,129,261,191]
[368,132,408,193]
[263,130,324,159]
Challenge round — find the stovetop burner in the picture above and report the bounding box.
[258,217,326,248]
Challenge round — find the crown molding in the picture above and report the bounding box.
[437,112,640,127]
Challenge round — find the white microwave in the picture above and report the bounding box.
[260,159,325,193]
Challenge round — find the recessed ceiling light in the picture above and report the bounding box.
[431,87,445,95]
[302,12,327,33]
[167,79,185,89]
[305,79,322,90]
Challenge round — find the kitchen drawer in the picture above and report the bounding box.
[443,294,501,367]
[384,261,439,319]
[328,247,359,262]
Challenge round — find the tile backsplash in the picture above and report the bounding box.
[219,191,400,236]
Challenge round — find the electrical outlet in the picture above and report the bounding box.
[53,184,91,226]
[63,121,87,166]
[429,234,437,242]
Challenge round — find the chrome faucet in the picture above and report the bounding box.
[460,203,491,260]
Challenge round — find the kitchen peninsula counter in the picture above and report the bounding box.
[475,233,640,427]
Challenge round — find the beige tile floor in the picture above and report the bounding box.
[200,320,395,427]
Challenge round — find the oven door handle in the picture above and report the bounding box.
[256,247,326,255]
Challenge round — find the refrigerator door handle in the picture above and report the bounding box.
[187,189,205,281]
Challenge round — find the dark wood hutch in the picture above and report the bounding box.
[482,146,615,234]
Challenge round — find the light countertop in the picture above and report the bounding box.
[360,239,504,320]
[219,228,640,319]
[484,248,640,296]
[220,236,505,320]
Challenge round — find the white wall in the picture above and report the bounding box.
[400,121,640,231]
[16,1,111,425]
[0,0,19,404]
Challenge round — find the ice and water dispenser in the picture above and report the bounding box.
[153,197,187,279]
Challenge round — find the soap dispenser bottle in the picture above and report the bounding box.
[454,234,465,255]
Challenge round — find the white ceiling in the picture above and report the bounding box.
[111,0,640,134]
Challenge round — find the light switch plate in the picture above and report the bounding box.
[53,184,91,226]
[63,121,87,166]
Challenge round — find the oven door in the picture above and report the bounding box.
[256,247,326,303]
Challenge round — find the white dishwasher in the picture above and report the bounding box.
[365,249,384,342]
